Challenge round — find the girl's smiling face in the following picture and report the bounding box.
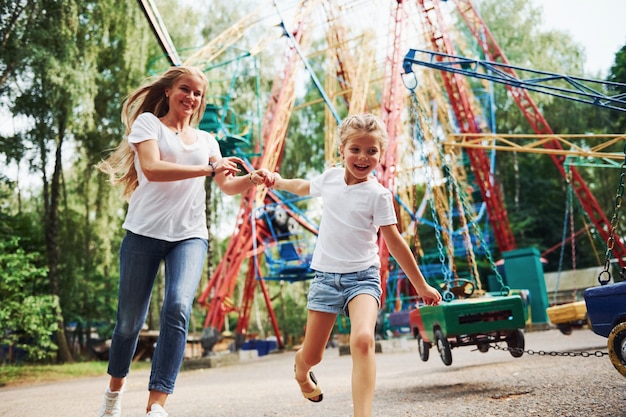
[340,134,383,185]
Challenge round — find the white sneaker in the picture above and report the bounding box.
[146,403,169,417]
[98,387,122,416]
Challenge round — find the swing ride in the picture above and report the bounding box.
[401,68,528,366]
[401,0,626,366]
[546,169,590,335]
[138,0,626,370]
[584,144,626,376]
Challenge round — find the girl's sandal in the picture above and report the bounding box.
[294,365,323,402]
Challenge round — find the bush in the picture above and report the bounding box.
[0,238,61,364]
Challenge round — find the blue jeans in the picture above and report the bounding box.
[107,231,208,394]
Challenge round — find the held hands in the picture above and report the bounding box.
[249,168,276,187]
[264,171,280,188]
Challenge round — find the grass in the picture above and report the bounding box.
[0,361,152,388]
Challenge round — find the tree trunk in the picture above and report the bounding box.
[45,120,73,364]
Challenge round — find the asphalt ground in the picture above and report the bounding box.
[1,328,625,417]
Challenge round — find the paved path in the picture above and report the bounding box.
[1,328,624,417]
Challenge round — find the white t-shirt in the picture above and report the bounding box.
[122,112,221,241]
[309,167,397,273]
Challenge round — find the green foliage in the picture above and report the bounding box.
[271,285,308,348]
[0,238,62,363]
[607,45,626,132]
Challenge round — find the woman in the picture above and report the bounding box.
[97,66,269,417]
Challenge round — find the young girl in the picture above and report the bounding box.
[97,66,269,417]
[267,113,441,417]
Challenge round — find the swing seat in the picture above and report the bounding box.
[584,281,626,338]
[546,301,587,325]
[263,240,314,282]
[584,281,626,377]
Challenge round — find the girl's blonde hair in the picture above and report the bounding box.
[337,113,388,151]
[96,66,209,200]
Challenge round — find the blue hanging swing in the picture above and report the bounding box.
[584,143,626,377]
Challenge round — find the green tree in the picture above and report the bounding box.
[607,44,626,133]
[2,0,155,362]
[0,237,61,363]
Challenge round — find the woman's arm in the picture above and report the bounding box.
[135,140,216,181]
[135,140,263,195]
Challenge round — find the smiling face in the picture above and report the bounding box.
[337,114,388,185]
[340,134,383,185]
[165,73,206,121]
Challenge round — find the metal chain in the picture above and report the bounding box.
[554,170,573,304]
[598,141,626,285]
[408,87,509,297]
[443,156,508,294]
[409,90,454,299]
[489,343,607,357]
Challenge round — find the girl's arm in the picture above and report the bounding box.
[380,224,442,306]
[271,173,310,196]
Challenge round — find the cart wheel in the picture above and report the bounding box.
[607,321,626,377]
[477,342,490,353]
[434,328,452,366]
[506,329,525,358]
[557,323,573,335]
[416,332,430,362]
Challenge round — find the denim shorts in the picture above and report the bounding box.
[307,266,382,316]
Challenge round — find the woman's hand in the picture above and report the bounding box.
[211,157,243,177]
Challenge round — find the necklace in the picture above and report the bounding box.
[173,126,186,136]
[159,117,185,135]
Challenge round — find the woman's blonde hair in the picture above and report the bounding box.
[96,66,208,200]
[337,113,388,152]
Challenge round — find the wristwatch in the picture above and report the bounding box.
[208,161,216,177]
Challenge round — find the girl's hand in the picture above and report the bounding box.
[419,285,442,306]
[268,172,282,188]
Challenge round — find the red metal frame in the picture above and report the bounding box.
[416,0,516,253]
[451,0,626,267]
[197,8,312,350]
[376,0,408,310]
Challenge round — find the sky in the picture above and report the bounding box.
[531,0,626,76]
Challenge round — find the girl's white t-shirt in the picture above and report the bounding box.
[309,167,397,273]
[122,112,221,241]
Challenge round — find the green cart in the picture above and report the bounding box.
[409,294,528,366]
